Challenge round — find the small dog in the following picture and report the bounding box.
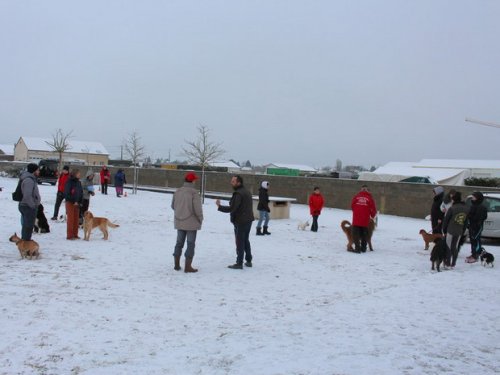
[480,249,495,267]
[341,219,375,252]
[34,204,50,233]
[419,229,442,250]
[9,233,40,259]
[83,211,119,241]
[430,237,446,272]
[297,221,310,231]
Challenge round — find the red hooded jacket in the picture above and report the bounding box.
[100,167,111,184]
[351,191,377,227]
[57,172,69,193]
[309,193,325,216]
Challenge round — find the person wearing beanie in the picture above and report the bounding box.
[442,191,470,269]
[18,163,41,241]
[430,186,445,234]
[256,181,271,236]
[51,165,70,220]
[171,172,203,273]
[466,192,488,263]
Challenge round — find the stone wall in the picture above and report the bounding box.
[2,161,498,219]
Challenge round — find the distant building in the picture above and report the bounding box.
[14,136,109,166]
[265,163,318,176]
[0,144,15,161]
[359,159,500,186]
[210,161,241,174]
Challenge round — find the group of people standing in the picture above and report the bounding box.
[430,186,488,268]
[171,173,379,273]
[17,163,126,242]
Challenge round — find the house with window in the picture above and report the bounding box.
[14,136,109,166]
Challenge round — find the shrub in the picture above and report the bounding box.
[464,177,500,187]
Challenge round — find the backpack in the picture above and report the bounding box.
[12,180,23,202]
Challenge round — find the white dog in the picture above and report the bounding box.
[297,221,310,231]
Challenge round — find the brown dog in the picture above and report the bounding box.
[9,233,40,259]
[83,211,119,241]
[419,229,442,250]
[341,219,375,252]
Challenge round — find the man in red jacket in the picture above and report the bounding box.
[51,165,69,220]
[351,185,377,252]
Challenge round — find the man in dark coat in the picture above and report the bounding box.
[466,192,488,263]
[430,186,445,234]
[216,175,254,269]
[64,169,83,240]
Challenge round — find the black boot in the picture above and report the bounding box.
[174,255,181,271]
[263,226,271,235]
[256,227,264,236]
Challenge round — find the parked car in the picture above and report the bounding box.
[465,192,500,239]
[37,159,59,185]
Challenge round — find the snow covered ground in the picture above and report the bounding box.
[1,176,499,375]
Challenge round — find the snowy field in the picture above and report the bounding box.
[1,176,499,375]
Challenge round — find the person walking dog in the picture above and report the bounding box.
[171,172,204,273]
[64,169,83,240]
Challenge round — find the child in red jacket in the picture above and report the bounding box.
[309,187,324,232]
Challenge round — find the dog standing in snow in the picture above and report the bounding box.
[480,249,495,267]
[297,221,310,231]
[430,237,446,272]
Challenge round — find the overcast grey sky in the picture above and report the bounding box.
[1,0,499,167]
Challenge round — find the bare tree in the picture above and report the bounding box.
[124,131,145,194]
[45,129,73,171]
[182,125,225,203]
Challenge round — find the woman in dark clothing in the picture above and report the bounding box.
[466,192,488,263]
[430,186,445,234]
[64,169,83,240]
[114,169,126,197]
[256,181,271,235]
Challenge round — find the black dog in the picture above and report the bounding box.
[34,204,50,233]
[480,249,494,267]
[430,237,447,272]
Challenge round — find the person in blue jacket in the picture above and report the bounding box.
[114,169,127,197]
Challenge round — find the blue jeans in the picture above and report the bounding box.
[256,210,270,228]
[234,222,253,265]
[173,230,197,258]
[19,204,37,241]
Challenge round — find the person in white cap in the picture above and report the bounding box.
[256,181,271,236]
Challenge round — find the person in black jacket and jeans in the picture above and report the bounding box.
[430,186,445,233]
[466,192,488,263]
[256,181,271,236]
[216,175,254,269]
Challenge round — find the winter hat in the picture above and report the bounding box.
[185,172,198,182]
[433,186,444,195]
[452,191,462,203]
[261,181,269,189]
[27,163,39,173]
[63,165,70,171]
